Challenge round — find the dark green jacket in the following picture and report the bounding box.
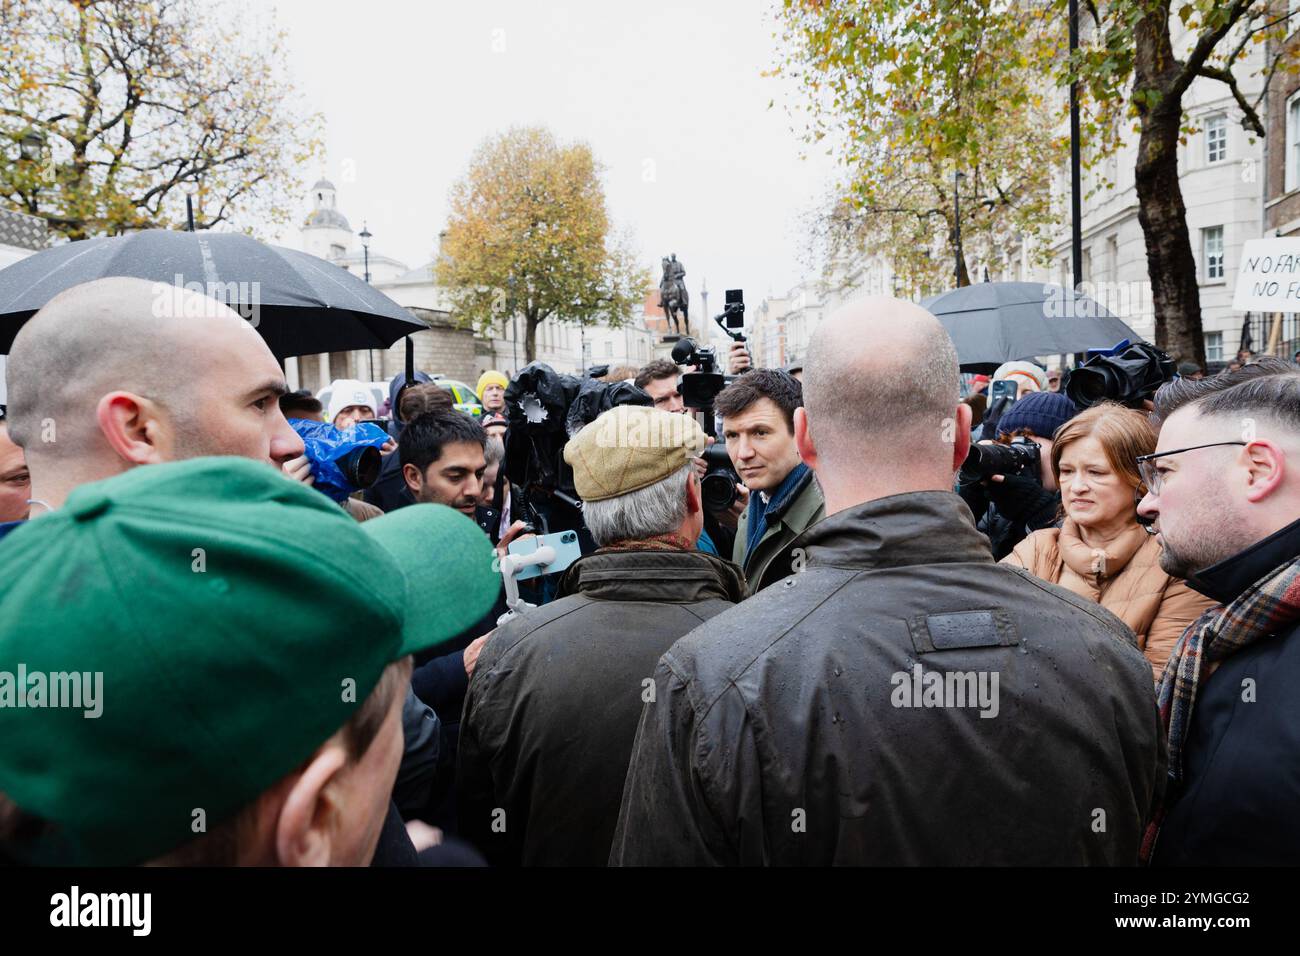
[457,548,746,866]
[733,469,825,595]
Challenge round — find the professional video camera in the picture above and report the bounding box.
[500,363,651,540]
[288,419,389,502]
[960,437,1043,484]
[1063,340,1175,409]
[672,289,748,512]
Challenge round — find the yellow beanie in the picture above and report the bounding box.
[564,405,706,502]
[476,370,509,400]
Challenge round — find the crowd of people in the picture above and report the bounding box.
[0,274,1297,867]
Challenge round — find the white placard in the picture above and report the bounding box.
[1233,238,1300,311]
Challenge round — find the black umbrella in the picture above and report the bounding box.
[922,281,1140,373]
[0,229,426,361]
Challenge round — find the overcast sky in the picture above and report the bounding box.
[266,0,839,314]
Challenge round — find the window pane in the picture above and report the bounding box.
[1206,116,1227,163]
[1290,100,1300,190]
[1204,227,1224,281]
[1206,331,1223,362]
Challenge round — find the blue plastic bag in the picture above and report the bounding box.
[289,419,390,502]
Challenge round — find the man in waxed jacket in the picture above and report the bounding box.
[611,297,1165,866]
[715,368,825,595]
[458,405,746,866]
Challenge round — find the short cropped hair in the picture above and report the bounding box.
[399,411,486,476]
[713,368,803,434]
[1153,356,1300,431]
[279,390,322,418]
[634,359,681,390]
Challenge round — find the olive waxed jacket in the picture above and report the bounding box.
[457,547,746,866]
[612,491,1166,866]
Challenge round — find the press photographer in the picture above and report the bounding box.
[957,390,1077,560]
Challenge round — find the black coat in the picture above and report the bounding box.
[611,491,1166,865]
[457,548,746,866]
[1152,517,1300,865]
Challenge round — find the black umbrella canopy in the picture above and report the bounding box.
[0,229,425,358]
[922,281,1141,373]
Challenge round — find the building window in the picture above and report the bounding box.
[1203,226,1225,281]
[1205,115,1227,164]
[1288,93,1300,192]
[1205,331,1223,363]
[329,243,346,259]
[604,341,613,358]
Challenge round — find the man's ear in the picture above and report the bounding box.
[401,462,422,494]
[951,403,973,472]
[95,391,170,466]
[794,406,819,470]
[273,742,348,867]
[1242,439,1285,503]
[685,469,702,516]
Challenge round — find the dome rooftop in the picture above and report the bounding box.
[303,207,352,231]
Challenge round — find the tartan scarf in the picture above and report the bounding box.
[598,532,696,554]
[1140,553,1300,862]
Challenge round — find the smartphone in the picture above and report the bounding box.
[504,529,582,581]
[990,380,1018,405]
[724,289,745,330]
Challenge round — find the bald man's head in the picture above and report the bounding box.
[6,277,303,504]
[801,297,962,489]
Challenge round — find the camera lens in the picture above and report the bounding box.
[1065,367,1113,408]
[338,446,381,489]
[701,472,738,513]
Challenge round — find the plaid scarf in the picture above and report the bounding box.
[1140,553,1300,862]
[598,532,696,554]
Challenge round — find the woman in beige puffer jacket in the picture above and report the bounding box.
[1000,403,1215,680]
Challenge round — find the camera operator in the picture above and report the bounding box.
[634,358,686,413]
[714,368,825,595]
[957,390,1078,560]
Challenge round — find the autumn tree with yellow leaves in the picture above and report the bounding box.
[436,126,649,364]
[0,0,321,240]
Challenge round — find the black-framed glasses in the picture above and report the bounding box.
[1134,441,1247,496]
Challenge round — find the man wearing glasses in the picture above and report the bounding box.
[1135,357,1300,865]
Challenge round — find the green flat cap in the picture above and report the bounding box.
[0,456,500,865]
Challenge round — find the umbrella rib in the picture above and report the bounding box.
[16,240,112,297]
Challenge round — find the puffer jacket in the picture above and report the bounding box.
[1002,521,1216,679]
[457,547,746,866]
[610,491,1165,866]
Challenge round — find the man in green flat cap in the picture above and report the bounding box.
[0,457,499,866]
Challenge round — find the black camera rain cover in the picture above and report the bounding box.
[502,362,652,497]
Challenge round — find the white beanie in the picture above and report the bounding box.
[992,361,1047,392]
[325,379,377,423]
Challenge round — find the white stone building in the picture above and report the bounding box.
[289,181,650,390]
[0,208,50,404]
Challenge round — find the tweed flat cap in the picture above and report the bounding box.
[564,405,707,502]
